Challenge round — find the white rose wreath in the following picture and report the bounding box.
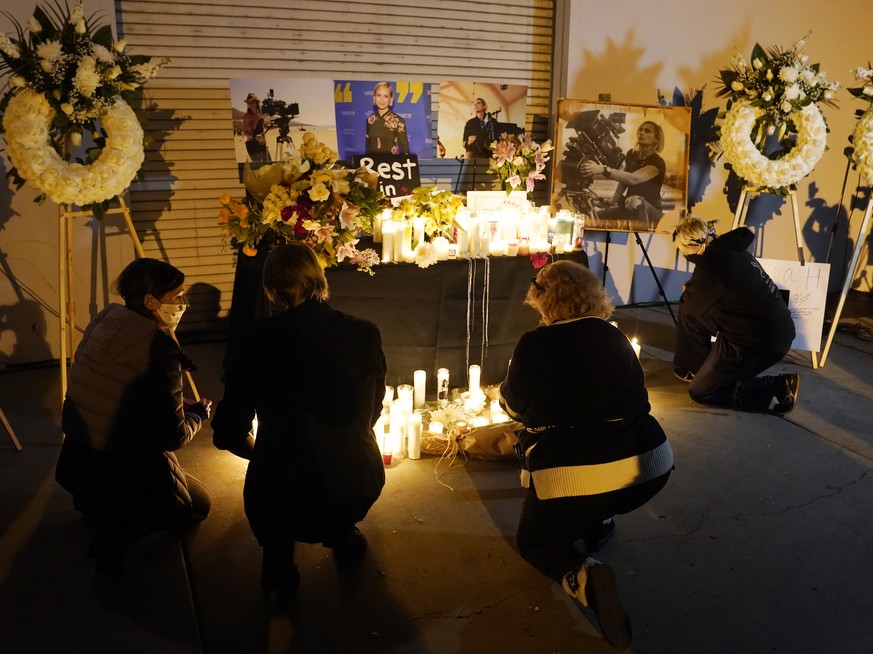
[851,109,873,186]
[720,101,828,190]
[2,88,144,206]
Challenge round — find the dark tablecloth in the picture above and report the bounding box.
[225,248,588,389]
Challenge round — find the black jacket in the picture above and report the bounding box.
[681,227,795,352]
[212,300,387,544]
[57,304,202,517]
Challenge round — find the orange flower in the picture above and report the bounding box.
[241,245,258,257]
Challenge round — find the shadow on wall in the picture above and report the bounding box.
[127,94,187,262]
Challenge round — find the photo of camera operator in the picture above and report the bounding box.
[463,97,496,158]
[366,82,409,155]
[551,100,691,234]
[579,120,666,232]
[242,92,270,163]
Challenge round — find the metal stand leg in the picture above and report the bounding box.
[1,406,22,451]
[633,232,677,325]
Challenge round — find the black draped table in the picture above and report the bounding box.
[325,253,588,386]
[226,248,588,388]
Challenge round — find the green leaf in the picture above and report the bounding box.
[750,43,768,64]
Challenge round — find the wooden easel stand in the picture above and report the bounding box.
[58,197,199,407]
[818,198,873,367]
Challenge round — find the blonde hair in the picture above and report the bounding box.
[373,81,394,101]
[672,215,717,249]
[263,243,329,310]
[526,261,614,324]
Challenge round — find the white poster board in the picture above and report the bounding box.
[758,258,830,352]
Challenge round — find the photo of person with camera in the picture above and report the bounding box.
[552,100,690,234]
[230,79,340,166]
[579,120,666,232]
[242,92,270,163]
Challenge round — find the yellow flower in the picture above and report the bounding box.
[308,182,330,202]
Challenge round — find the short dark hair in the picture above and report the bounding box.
[115,258,184,314]
[263,243,329,310]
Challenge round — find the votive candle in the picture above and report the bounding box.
[413,369,426,409]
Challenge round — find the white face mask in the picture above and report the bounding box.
[154,302,186,330]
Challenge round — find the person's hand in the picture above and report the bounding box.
[626,196,643,211]
[467,135,477,145]
[184,398,212,421]
[580,161,604,177]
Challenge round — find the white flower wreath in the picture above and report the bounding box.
[851,109,873,186]
[2,88,144,206]
[720,101,827,189]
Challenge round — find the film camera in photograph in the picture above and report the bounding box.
[261,89,300,145]
[559,109,627,216]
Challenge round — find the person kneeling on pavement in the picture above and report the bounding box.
[499,261,674,650]
[672,215,800,414]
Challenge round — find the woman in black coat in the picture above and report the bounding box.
[56,258,213,577]
[672,215,799,413]
[212,243,387,590]
[499,261,673,649]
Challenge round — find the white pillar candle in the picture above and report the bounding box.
[468,364,481,395]
[389,399,405,458]
[412,217,426,248]
[413,370,426,409]
[373,415,386,452]
[491,412,510,424]
[407,413,422,459]
[383,385,395,405]
[397,384,414,416]
[433,236,450,260]
[428,420,444,434]
[393,221,406,261]
[631,337,641,359]
[437,368,449,405]
[455,213,469,257]
[490,399,501,415]
[469,218,481,257]
[506,239,518,257]
[381,222,395,263]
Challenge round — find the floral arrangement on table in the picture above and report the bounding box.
[488,132,553,195]
[218,132,385,273]
[387,186,466,268]
[847,65,873,186]
[0,0,168,212]
[714,35,838,194]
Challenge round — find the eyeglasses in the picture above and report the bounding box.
[530,277,545,292]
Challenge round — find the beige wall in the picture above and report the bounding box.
[558,0,873,303]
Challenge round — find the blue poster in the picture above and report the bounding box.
[334,80,433,161]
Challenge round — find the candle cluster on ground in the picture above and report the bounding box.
[374,204,586,264]
[374,364,511,465]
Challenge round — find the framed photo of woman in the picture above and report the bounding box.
[550,99,691,234]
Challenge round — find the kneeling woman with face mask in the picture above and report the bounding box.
[56,258,213,578]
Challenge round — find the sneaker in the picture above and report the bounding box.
[586,564,633,649]
[771,374,800,414]
[562,559,632,649]
[673,367,695,383]
[582,518,616,553]
[324,526,368,554]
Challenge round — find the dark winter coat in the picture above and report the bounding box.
[499,317,672,500]
[211,299,387,545]
[56,304,203,518]
[681,227,795,352]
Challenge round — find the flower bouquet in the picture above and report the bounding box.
[219,132,385,274]
[847,65,873,185]
[487,132,553,196]
[714,35,838,193]
[0,1,168,212]
[387,185,466,268]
